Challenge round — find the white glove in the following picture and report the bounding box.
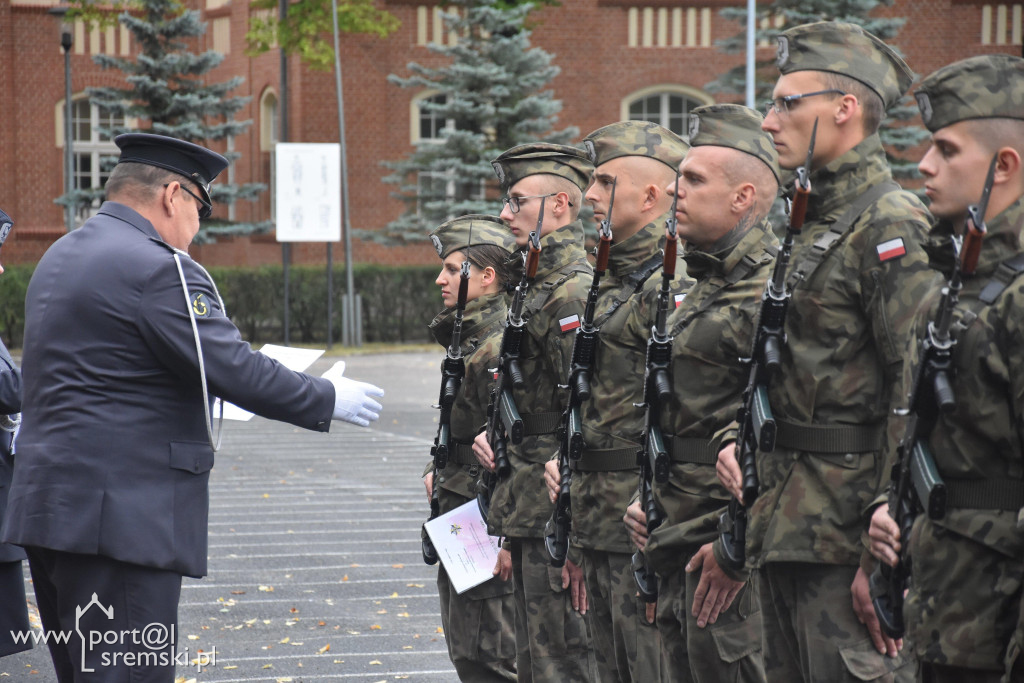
[322,361,384,427]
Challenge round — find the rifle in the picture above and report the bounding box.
[545,179,617,567]
[423,260,471,565]
[870,153,996,639]
[631,169,679,602]
[477,202,545,520]
[718,119,818,572]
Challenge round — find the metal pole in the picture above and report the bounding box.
[279,0,291,346]
[331,0,358,347]
[745,0,756,109]
[49,7,74,232]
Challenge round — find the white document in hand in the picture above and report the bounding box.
[424,500,502,594]
[219,344,325,421]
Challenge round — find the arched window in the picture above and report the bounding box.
[260,88,278,152]
[622,87,712,139]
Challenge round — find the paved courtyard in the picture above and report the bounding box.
[2,351,470,682]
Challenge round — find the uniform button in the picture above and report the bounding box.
[844,453,855,464]
[438,475,446,484]
[194,460,201,473]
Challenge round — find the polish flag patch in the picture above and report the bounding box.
[674,293,686,308]
[876,238,906,262]
[559,314,581,333]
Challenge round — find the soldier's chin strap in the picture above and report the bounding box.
[171,248,226,453]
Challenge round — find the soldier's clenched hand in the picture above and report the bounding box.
[544,459,561,503]
[867,505,901,568]
[623,500,649,552]
[716,442,743,503]
[472,431,495,471]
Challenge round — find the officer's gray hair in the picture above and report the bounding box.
[104,162,190,204]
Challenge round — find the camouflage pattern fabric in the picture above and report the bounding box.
[686,104,781,184]
[914,55,1024,133]
[901,197,1024,672]
[581,549,660,682]
[572,220,689,555]
[510,537,597,683]
[644,221,777,578]
[748,134,935,568]
[486,220,593,540]
[657,566,764,683]
[582,121,688,172]
[426,293,516,680]
[760,562,914,681]
[430,214,517,260]
[775,21,914,110]
[491,144,593,193]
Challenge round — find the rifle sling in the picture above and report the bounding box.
[786,180,901,290]
[944,477,1024,511]
[979,252,1024,304]
[775,419,885,454]
[668,436,718,465]
[525,263,591,318]
[572,446,638,472]
[592,252,665,328]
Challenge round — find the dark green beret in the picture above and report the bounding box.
[429,214,515,260]
[776,21,914,110]
[915,55,1024,132]
[687,104,781,184]
[582,121,689,172]
[491,143,593,192]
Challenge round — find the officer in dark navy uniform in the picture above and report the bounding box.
[0,133,384,682]
[0,208,31,661]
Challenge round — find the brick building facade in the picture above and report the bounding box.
[0,0,1020,267]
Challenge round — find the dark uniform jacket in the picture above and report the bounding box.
[0,339,22,564]
[1,202,334,578]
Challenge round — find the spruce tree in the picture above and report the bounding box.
[71,0,266,241]
[377,0,577,243]
[707,0,927,179]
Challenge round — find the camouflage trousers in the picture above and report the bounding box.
[510,537,598,683]
[1005,624,1024,683]
[580,548,661,683]
[920,662,1005,683]
[759,562,915,682]
[437,564,517,682]
[657,564,765,683]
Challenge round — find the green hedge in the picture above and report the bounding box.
[0,263,441,349]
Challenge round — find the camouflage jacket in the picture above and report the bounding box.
[644,222,778,576]
[903,195,1024,669]
[571,218,690,554]
[487,220,593,539]
[748,133,935,568]
[426,292,508,504]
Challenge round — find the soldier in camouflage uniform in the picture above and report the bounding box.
[867,55,1024,683]
[716,22,935,682]
[541,120,688,683]
[424,215,519,681]
[472,144,598,683]
[622,104,779,683]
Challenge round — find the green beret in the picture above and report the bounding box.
[915,55,1024,132]
[582,121,689,172]
[687,104,781,185]
[776,21,914,110]
[491,143,593,192]
[429,214,515,260]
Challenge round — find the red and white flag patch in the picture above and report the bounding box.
[559,314,581,333]
[674,293,686,308]
[876,237,906,262]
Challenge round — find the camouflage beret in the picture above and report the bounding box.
[429,214,515,260]
[491,143,593,192]
[915,55,1024,132]
[776,21,914,110]
[582,120,689,172]
[687,104,781,184]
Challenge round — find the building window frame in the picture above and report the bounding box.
[621,85,713,139]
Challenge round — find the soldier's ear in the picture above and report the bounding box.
[732,183,756,213]
[480,265,496,287]
[994,147,1021,184]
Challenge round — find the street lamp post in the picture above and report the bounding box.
[49,6,74,232]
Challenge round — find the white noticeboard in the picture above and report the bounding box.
[275,143,341,242]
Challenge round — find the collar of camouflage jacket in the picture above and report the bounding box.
[803,133,894,221]
[924,193,1024,278]
[533,219,590,278]
[604,218,666,276]
[428,291,509,350]
[682,218,777,279]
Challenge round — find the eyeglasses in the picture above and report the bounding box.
[164,182,213,219]
[763,89,846,117]
[500,193,572,214]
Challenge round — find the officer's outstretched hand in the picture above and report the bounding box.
[322,361,384,427]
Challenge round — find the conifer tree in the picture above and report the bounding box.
[708,0,927,178]
[377,0,577,243]
[66,0,266,240]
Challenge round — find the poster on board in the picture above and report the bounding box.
[275,143,341,242]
